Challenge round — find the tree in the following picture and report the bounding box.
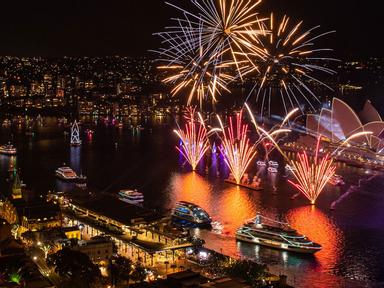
[130,263,146,284]
[225,259,268,285]
[110,256,133,285]
[47,248,101,288]
[41,243,52,259]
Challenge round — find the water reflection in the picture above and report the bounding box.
[216,186,258,234]
[166,172,212,212]
[287,206,343,272]
[167,172,259,234]
[1,116,382,286]
[70,146,81,174]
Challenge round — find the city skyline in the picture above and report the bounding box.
[1,0,382,58]
[1,2,384,287]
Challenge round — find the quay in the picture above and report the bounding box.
[49,192,198,274]
[282,141,384,171]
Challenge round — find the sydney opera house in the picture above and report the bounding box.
[284,98,384,169]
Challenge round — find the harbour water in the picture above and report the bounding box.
[1,116,384,287]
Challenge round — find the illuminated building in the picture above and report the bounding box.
[72,236,114,262]
[306,97,384,154]
[8,199,62,233]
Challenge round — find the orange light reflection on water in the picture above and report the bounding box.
[217,186,258,234]
[287,206,343,271]
[167,172,212,212]
[168,172,259,235]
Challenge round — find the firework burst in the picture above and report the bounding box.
[245,103,296,158]
[155,0,267,105]
[288,138,336,204]
[155,22,234,105]
[174,107,210,170]
[247,13,337,116]
[166,0,267,75]
[216,111,257,184]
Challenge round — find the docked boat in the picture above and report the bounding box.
[171,201,212,227]
[268,160,279,167]
[329,174,345,186]
[118,189,144,205]
[257,161,267,166]
[236,214,322,254]
[267,167,278,173]
[0,143,17,155]
[55,167,78,181]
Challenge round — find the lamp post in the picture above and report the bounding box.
[79,223,84,240]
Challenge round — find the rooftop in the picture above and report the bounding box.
[71,193,162,226]
[11,199,61,220]
[201,278,251,288]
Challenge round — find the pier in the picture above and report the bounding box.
[49,192,197,274]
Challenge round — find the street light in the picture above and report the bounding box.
[79,223,84,240]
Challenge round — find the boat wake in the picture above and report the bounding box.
[330,174,378,210]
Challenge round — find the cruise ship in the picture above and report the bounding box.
[55,167,78,181]
[118,189,144,205]
[171,201,212,227]
[236,214,322,254]
[0,143,17,155]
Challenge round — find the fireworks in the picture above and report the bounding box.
[155,22,234,105]
[174,107,210,170]
[245,103,295,158]
[247,13,337,116]
[166,0,266,69]
[288,138,336,204]
[155,0,267,105]
[216,111,257,184]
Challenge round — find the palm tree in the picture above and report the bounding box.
[41,243,52,259]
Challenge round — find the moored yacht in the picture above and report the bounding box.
[236,214,321,254]
[257,160,267,166]
[118,189,144,205]
[268,160,279,167]
[0,143,17,156]
[267,167,278,173]
[171,201,211,227]
[55,167,78,181]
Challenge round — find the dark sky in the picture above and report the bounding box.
[0,0,381,58]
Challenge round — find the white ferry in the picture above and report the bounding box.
[171,201,212,227]
[55,167,78,181]
[118,189,144,205]
[236,214,322,254]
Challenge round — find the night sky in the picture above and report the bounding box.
[0,0,381,58]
